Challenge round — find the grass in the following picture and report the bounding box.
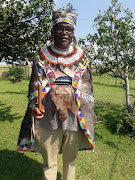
[0,79,135,180]
[93,74,135,106]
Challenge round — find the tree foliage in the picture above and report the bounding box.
[84,0,135,113]
[60,3,73,10]
[0,0,55,61]
[78,38,95,65]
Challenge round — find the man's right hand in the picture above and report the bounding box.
[33,105,45,120]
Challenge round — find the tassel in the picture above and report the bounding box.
[73,35,77,47]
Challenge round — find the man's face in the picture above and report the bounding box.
[53,23,74,49]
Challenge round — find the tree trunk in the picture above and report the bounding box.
[124,64,132,113]
[132,100,135,116]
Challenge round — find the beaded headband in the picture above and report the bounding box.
[53,18,75,28]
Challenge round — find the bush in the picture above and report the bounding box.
[7,66,25,83]
[117,109,135,137]
[94,101,135,138]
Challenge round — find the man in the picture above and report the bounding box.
[17,9,95,180]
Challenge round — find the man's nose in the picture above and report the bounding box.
[61,29,67,34]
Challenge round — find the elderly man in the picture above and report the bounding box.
[17,9,95,180]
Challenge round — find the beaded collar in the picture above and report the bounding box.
[39,43,84,66]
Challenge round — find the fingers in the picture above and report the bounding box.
[33,105,45,120]
[40,104,45,113]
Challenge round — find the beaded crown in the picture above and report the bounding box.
[52,9,78,28]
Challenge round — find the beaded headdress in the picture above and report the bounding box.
[52,9,78,46]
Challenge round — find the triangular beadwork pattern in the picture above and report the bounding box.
[17,53,95,152]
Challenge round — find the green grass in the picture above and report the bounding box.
[0,79,135,180]
[93,74,135,107]
[93,73,135,89]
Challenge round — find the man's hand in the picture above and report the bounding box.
[33,105,45,120]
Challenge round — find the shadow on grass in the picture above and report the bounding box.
[0,91,28,95]
[0,150,42,180]
[93,81,123,88]
[94,101,121,179]
[94,81,135,91]
[0,101,22,122]
[109,145,119,180]
[94,100,123,134]
[0,150,62,180]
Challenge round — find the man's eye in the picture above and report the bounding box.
[54,26,74,34]
[67,29,73,32]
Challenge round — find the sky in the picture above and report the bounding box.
[54,0,135,40]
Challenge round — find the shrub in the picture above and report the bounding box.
[7,66,25,83]
[95,101,135,138]
[117,109,135,137]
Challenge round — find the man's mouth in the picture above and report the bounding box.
[60,37,68,40]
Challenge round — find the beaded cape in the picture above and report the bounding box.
[17,44,95,153]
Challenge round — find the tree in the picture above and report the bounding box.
[0,0,55,62]
[78,38,95,64]
[60,3,73,10]
[86,0,135,114]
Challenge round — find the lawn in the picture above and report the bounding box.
[0,79,135,180]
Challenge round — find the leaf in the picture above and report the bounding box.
[1,0,55,61]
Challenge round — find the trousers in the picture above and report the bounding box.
[35,128,84,180]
